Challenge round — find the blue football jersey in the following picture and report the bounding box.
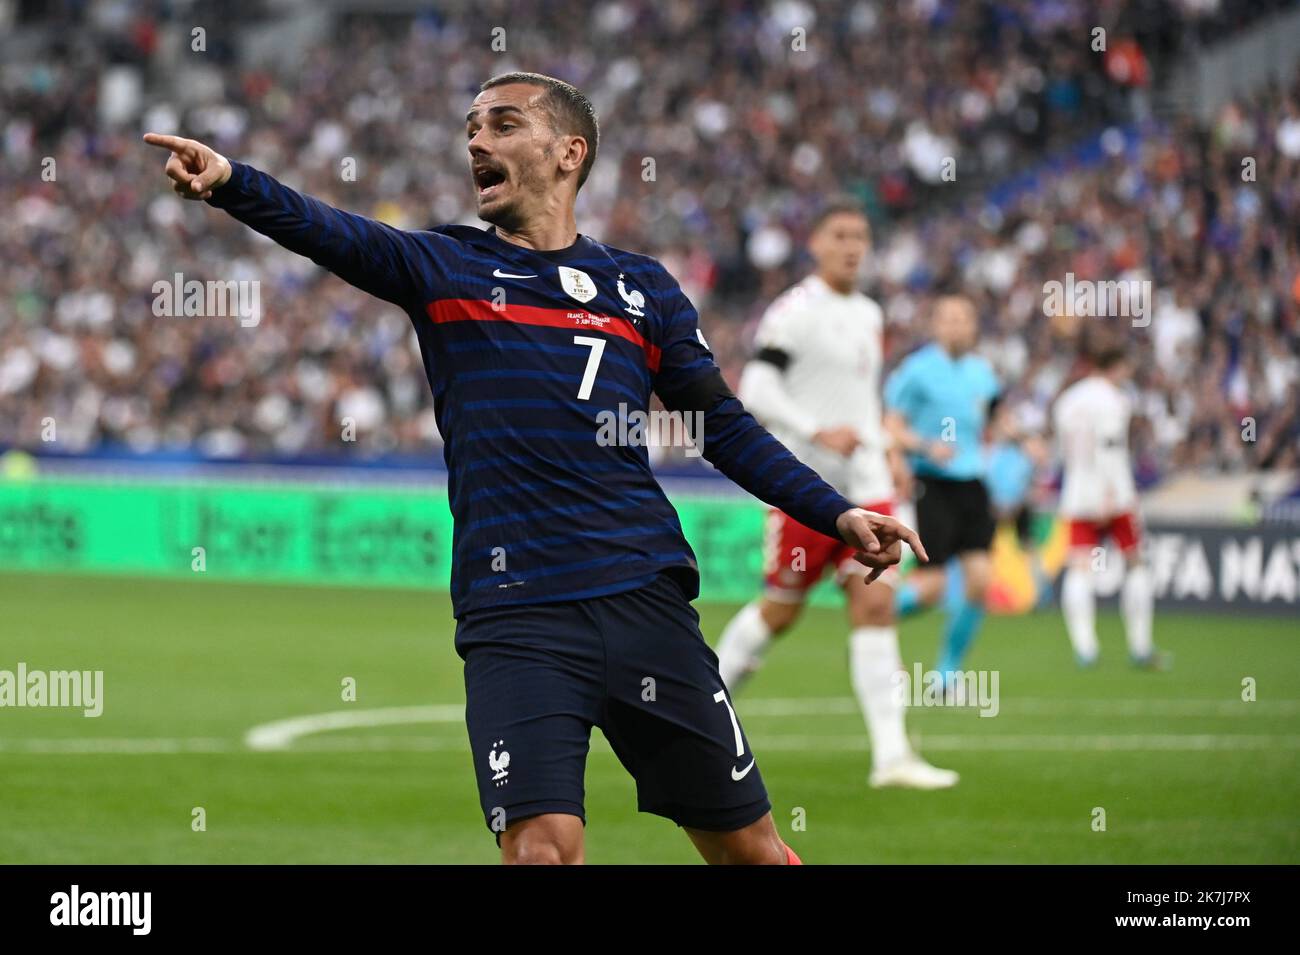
[208,162,856,616]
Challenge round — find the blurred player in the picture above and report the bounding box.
[145,73,926,865]
[985,398,1053,608]
[713,199,957,790]
[1053,341,1163,668]
[884,295,1000,687]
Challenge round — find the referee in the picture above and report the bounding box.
[884,294,999,686]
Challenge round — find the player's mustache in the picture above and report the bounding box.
[472,161,507,181]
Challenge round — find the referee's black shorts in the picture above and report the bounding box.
[914,475,996,565]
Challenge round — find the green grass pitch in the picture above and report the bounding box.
[1,571,1296,864]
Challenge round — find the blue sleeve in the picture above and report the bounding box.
[652,271,855,542]
[205,161,452,309]
[884,356,919,417]
[985,362,1001,402]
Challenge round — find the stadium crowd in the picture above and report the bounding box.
[0,0,1296,476]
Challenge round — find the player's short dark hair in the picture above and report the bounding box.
[1090,341,1129,370]
[1081,324,1128,369]
[480,72,599,190]
[810,194,869,233]
[930,285,975,312]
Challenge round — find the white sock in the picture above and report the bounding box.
[1121,564,1154,661]
[1062,567,1099,662]
[850,626,911,771]
[716,601,774,693]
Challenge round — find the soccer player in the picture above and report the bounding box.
[713,198,957,789]
[1053,341,1162,668]
[884,295,999,687]
[985,398,1053,609]
[144,72,927,865]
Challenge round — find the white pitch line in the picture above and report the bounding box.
[282,732,1300,753]
[244,704,465,751]
[755,734,1300,752]
[0,738,234,754]
[5,733,1298,755]
[738,697,1300,718]
[240,697,1300,751]
[5,696,1298,757]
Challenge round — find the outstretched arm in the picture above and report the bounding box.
[144,133,436,308]
[654,281,926,581]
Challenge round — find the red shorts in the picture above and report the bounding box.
[762,500,893,601]
[1067,512,1142,555]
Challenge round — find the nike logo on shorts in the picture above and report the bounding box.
[731,758,756,781]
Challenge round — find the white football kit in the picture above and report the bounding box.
[715,273,959,789]
[739,273,893,506]
[1053,374,1157,666]
[1053,374,1138,521]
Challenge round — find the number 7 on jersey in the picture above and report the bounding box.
[573,335,606,400]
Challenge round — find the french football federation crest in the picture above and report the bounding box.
[489,739,510,787]
[617,274,645,317]
[559,266,597,304]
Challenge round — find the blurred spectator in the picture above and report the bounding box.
[0,0,1295,478]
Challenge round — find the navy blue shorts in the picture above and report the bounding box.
[454,570,771,837]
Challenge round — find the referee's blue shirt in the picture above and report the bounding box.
[884,342,999,481]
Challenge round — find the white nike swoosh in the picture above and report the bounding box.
[492,268,538,279]
[731,758,756,781]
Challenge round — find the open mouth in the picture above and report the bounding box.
[473,166,507,200]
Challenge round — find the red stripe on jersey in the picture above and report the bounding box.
[425,298,662,372]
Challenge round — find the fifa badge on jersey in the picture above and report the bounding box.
[559,266,597,304]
